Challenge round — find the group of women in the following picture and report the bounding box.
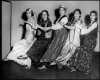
[5,5,98,74]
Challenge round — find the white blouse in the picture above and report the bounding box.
[81,22,97,35]
[69,21,83,47]
[52,17,68,30]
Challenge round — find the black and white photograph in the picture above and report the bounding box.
[1,0,100,79]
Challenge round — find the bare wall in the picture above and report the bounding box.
[11,1,100,51]
[2,1,11,59]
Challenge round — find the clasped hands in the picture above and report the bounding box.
[36,24,52,32]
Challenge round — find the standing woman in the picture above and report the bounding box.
[67,10,98,74]
[26,10,53,65]
[40,5,68,65]
[54,9,83,68]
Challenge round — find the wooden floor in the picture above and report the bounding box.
[1,52,100,79]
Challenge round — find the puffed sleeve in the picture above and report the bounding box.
[52,17,68,30]
[81,22,97,35]
[60,17,68,25]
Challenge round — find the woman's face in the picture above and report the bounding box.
[42,12,47,21]
[59,8,65,16]
[90,13,96,22]
[74,11,80,20]
[26,9,32,19]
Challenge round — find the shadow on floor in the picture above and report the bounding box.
[1,52,100,79]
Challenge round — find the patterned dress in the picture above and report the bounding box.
[67,22,98,73]
[56,20,83,65]
[40,15,68,62]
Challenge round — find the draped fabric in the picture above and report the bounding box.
[26,19,53,63]
[67,24,98,73]
[55,20,82,65]
[6,22,36,66]
[40,15,68,62]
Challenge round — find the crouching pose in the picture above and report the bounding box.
[5,8,37,69]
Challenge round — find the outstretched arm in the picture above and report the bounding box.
[51,17,68,30]
[37,17,68,31]
[81,22,97,35]
[36,24,51,31]
[64,25,75,29]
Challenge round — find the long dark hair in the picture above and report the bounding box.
[84,14,91,26]
[54,7,67,24]
[37,10,51,25]
[21,8,34,21]
[54,8,60,24]
[67,12,74,26]
[21,8,34,39]
[73,8,81,17]
[67,9,82,26]
[90,10,98,22]
[84,10,98,27]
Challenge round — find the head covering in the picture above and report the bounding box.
[59,5,65,8]
[58,5,67,11]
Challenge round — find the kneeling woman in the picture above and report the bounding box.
[5,8,37,69]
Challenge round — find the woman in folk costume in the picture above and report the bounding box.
[67,10,98,74]
[38,5,69,69]
[26,10,53,67]
[49,9,83,67]
[5,8,37,69]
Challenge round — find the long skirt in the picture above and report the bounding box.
[67,36,97,73]
[26,38,52,63]
[56,43,77,65]
[40,28,68,62]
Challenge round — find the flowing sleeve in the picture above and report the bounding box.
[26,22,37,30]
[81,22,97,35]
[26,23,36,32]
[52,17,68,30]
[26,24,32,31]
